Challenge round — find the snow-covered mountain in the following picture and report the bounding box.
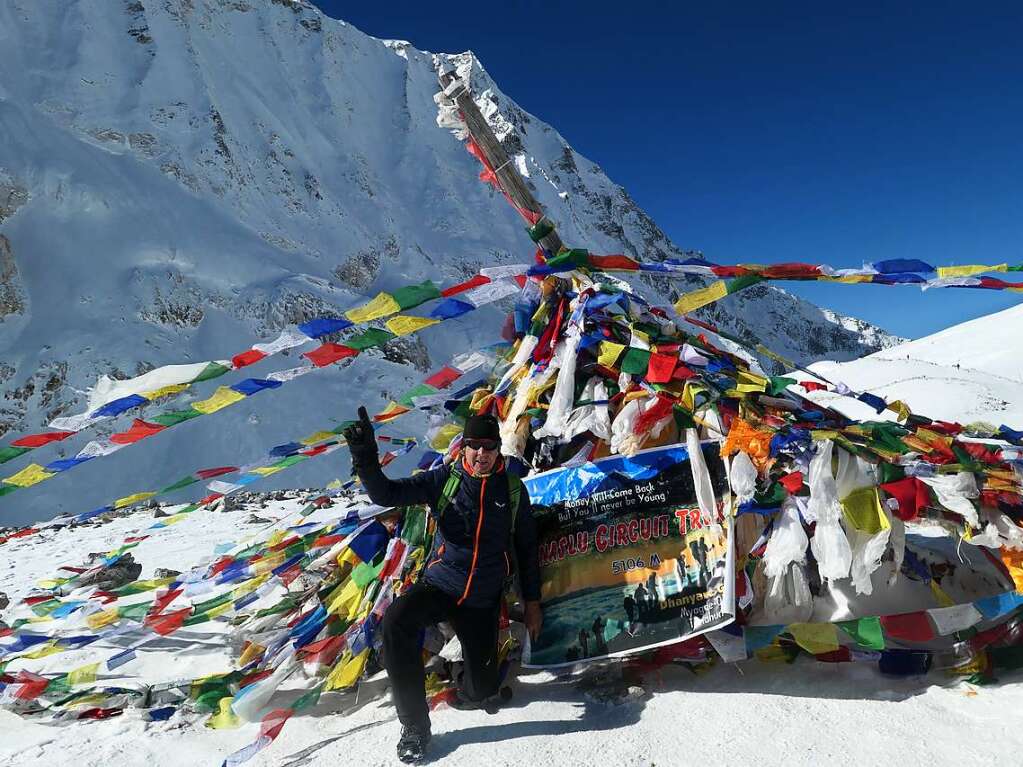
[0,0,899,525]
[802,303,1023,427]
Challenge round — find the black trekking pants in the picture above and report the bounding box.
[381,580,501,729]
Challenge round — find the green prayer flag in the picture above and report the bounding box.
[0,484,18,498]
[118,602,151,621]
[151,409,202,427]
[345,327,396,351]
[726,274,766,293]
[332,420,356,435]
[545,248,590,270]
[273,454,308,469]
[159,475,199,493]
[0,446,31,464]
[391,280,442,311]
[351,559,385,588]
[768,376,796,396]
[399,383,437,408]
[837,616,885,650]
[292,683,324,711]
[192,362,231,383]
[620,347,651,375]
[878,462,906,483]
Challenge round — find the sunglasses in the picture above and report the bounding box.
[464,439,500,452]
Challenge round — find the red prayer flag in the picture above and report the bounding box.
[441,274,490,297]
[77,707,123,720]
[149,587,184,617]
[779,472,804,494]
[260,708,293,741]
[709,265,751,278]
[14,671,51,700]
[646,353,677,384]
[589,254,641,271]
[800,381,828,392]
[424,366,462,389]
[300,635,345,667]
[880,611,935,642]
[195,466,238,480]
[110,419,166,445]
[146,607,191,636]
[762,262,822,280]
[672,365,698,381]
[11,431,76,448]
[880,476,930,521]
[303,343,358,368]
[815,647,853,663]
[634,395,675,435]
[231,348,268,369]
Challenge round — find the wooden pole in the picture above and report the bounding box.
[438,69,565,256]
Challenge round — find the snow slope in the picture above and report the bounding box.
[3,492,1022,767]
[0,0,900,526]
[802,303,1023,427]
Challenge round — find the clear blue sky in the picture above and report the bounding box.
[312,1,1022,339]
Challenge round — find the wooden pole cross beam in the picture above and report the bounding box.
[438,69,565,256]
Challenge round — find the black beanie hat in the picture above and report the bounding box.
[463,413,500,442]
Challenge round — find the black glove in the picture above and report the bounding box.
[343,406,379,472]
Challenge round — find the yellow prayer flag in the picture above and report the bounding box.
[324,649,369,691]
[327,578,364,618]
[204,602,233,620]
[821,274,873,284]
[231,574,269,600]
[206,696,242,729]
[385,315,440,336]
[344,291,401,323]
[252,552,286,576]
[86,607,121,630]
[597,341,625,367]
[673,280,729,314]
[735,371,768,393]
[930,580,956,608]
[300,431,336,446]
[788,623,840,655]
[251,465,283,476]
[840,487,890,534]
[936,264,1005,278]
[3,463,55,488]
[886,399,912,422]
[23,641,61,659]
[68,662,100,686]
[238,642,266,668]
[191,386,246,415]
[115,491,158,510]
[140,384,188,401]
[429,423,462,451]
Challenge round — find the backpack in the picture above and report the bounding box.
[435,465,523,538]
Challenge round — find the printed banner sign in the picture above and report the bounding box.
[522,443,734,667]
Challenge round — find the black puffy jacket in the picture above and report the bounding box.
[357,458,541,608]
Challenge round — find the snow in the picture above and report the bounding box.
[3,493,1023,767]
[802,302,1023,427]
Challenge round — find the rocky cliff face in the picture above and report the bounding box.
[0,0,899,524]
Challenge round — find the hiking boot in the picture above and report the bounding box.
[449,686,512,714]
[396,724,431,764]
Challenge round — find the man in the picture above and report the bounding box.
[344,408,542,764]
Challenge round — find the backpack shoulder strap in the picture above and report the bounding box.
[506,472,523,536]
[436,465,462,517]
